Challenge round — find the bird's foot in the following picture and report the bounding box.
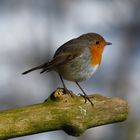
[63,88,74,97]
[79,93,94,107]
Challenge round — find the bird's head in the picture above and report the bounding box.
[79,33,112,48]
[79,33,112,66]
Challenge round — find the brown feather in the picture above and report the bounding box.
[22,52,80,74]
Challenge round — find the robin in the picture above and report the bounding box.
[22,33,112,106]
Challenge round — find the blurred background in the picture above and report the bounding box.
[0,0,139,140]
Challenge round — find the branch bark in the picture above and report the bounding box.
[0,88,128,139]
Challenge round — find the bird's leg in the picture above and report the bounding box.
[59,74,73,96]
[75,81,94,106]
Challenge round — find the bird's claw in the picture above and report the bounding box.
[63,88,74,97]
[79,93,94,106]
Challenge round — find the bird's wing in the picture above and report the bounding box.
[22,52,79,75]
[40,51,81,73]
[40,38,90,73]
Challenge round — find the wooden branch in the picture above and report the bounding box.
[0,88,128,139]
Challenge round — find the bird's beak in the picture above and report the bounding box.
[106,42,112,45]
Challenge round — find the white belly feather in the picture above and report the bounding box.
[75,64,99,81]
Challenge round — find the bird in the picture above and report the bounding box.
[22,33,112,106]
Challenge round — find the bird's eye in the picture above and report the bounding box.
[95,41,99,45]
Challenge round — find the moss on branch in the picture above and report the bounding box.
[0,88,128,139]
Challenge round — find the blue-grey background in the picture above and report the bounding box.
[0,0,140,140]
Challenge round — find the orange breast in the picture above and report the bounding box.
[89,45,104,66]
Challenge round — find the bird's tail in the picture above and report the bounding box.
[22,62,50,75]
